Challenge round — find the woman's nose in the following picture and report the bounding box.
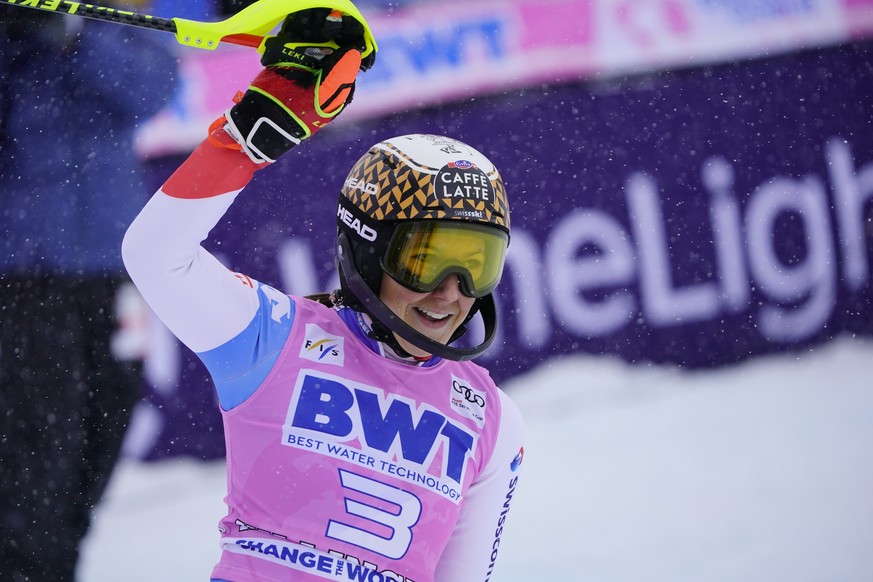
[432,274,461,301]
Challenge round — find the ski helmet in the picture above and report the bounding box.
[335,134,510,361]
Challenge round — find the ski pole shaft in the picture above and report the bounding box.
[1,0,262,48]
[3,1,172,32]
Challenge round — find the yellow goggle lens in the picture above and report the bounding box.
[382,222,508,298]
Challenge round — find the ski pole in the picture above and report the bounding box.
[0,0,377,56]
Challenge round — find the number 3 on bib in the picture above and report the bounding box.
[326,470,422,559]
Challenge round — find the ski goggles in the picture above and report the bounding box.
[381,221,509,298]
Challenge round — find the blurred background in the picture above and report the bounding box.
[4,0,871,579]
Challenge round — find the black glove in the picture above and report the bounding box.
[223,8,373,164]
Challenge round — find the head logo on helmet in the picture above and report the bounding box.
[336,204,377,242]
[334,134,510,361]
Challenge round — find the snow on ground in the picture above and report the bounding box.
[78,337,873,581]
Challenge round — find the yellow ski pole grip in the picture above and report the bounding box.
[172,0,377,57]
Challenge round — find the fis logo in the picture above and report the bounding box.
[300,324,344,366]
[449,375,486,427]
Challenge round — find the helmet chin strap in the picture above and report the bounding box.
[337,234,497,361]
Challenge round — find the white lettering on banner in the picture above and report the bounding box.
[745,176,835,341]
[364,17,506,85]
[505,136,871,351]
[703,157,749,313]
[828,139,873,291]
[627,173,721,325]
[543,210,636,335]
[276,137,872,356]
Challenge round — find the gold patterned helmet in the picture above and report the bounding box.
[334,134,510,360]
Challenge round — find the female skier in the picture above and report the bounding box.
[123,8,524,581]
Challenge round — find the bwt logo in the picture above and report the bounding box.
[287,371,477,484]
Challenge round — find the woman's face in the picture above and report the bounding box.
[379,273,476,358]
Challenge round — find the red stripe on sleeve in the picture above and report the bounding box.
[162,129,264,199]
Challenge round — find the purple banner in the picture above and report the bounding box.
[132,41,873,460]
